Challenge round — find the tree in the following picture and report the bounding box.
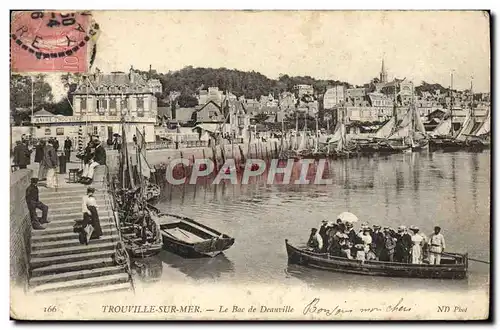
[10,74,53,125]
[42,99,73,116]
[10,74,53,109]
[177,94,198,108]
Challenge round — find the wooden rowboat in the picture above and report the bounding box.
[156,213,235,258]
[285,240,468,280]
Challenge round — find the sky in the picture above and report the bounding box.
[50,10,491,100]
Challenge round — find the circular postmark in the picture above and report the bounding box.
[10,11,99,60]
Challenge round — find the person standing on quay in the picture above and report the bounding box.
[13,140,31,169]
[26,178,49,230]
[64,137,73,162]
[35,139,48,181]
[44,139,59,188]
[82,187,102,242]
[429,226,446,265]
[52,137,60,152]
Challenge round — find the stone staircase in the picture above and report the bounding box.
[28,185,133,295]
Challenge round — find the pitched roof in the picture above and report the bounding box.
[33,109,54,117]
[174,107,197,122]
[195,100,222,112]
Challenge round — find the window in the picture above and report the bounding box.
[81,97,87,111]
[109,99,117,109]
[120,98,127,112]
[137,97,144,109]
[44,128,51,136]
[93,126,98,136]
[97,98,107,112]
[56,128,64,136]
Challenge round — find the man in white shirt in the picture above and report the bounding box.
[429,226,446,265]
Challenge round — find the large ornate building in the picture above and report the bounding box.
[32,68,161,149]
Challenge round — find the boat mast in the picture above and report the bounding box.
[450,72,454,136]
[280,113,284,152]
[295,112,299,149]
[470,78,474,119]
[409,83,415,145]
[314,114,319,152]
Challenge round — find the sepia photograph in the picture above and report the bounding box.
[9,10,491,320]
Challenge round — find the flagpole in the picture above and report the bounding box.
[30,76,35,139]
[31,76,34,119]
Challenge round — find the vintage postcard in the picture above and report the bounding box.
[10,10,491,320]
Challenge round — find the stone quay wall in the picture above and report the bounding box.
[10,169,33,292]
[106,139,293,176]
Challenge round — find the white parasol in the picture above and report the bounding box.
[336,212,359,223]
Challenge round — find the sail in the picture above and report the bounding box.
[320,123,342,144]
[372,117,395,138]
[430,117,452,137]
[388,123,410,139]
[397,108,412,129]
[413,108,426,134]
[455,110,475,141]
[139,151,153,179]
[474,109,490,136]
[387,105,418,140]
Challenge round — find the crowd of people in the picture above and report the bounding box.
[307,219,446,265]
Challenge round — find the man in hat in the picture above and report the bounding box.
[383,227,397,262]
[25,178,49,229]
[395,226,412,263]
[428,226,446,265]
[371,225,385,260]
[13,140,31,170]
[80,138,107,184]
[307,228,321,252]
[64,137,73,162]
[318,220,329,253]
[44,139,59,188]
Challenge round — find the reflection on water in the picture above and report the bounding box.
[131,257,163,283]
[158,250,234,281]
[148,151,490,290]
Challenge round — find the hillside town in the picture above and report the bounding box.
[11,59,490,155]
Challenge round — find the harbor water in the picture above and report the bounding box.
[133,150,490,293]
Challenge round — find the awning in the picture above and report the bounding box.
[192,123,220,133]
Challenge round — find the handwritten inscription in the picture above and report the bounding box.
[303,298,353,316]
[303,298,412,317]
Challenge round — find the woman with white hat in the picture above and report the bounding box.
[409,225,424,264]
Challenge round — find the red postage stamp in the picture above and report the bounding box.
[10,11,99,73]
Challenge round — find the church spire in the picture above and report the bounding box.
[380,57,388,83]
